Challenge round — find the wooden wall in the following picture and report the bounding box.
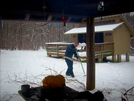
[103,31,113,42]
[103,31,113,50]
[71,23,131,56]
[113,23,131,55]
[95,15,123,26]
[71,34,78,42]
[77,14,123,27]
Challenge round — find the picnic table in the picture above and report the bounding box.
[18,85,80,101]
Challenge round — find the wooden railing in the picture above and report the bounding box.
[95,42,114,58]
[45,42,114,62]
[80,42,114,62]
[45,42,71,59]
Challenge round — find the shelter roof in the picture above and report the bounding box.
[1,0,134,23]
[65,22,123,34]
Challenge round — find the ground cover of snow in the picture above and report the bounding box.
[1,49,134,101]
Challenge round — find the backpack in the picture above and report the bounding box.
[42,75,65,89]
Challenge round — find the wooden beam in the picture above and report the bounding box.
[86,17,95,90]
[112,55,116,63]
[66,17,72,23]
[117,55,121,62]
[24,13,30,20]
[81,18,86,23]
[126,53,129,62]
[47,15,53,22]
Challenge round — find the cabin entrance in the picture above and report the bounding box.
[78,32,104,43]
[95,32,104,43]
[78,34,86,43]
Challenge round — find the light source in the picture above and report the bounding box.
[97,0,104,11]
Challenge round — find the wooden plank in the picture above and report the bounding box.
[126,53,129,62]
[112,55,116,63]
[56,45,59,56]
[81,18,86,23]
[101,44,104,60]
[45,42,71,45]
[66,17,72,23]
[47,15,53,22]
[98,58,102,63]
[25,13,30,20]
[86,17,95,90]
[47,53,51,57]
[117,54,121,62]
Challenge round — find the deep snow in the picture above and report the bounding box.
[1,49,134,101]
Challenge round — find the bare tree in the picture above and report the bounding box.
[0,21,76,50]
[123,13,134,30]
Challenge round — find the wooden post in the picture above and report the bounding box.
[117,55,121,62]
[112,55,116,63]
[101,44,104,62]
[126,53,129,62]
[111,42,116,63]
[56,45,59,57]
[86,17,95,90]
[98,58,102,63]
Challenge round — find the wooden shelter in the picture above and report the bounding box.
[1,0,134,90]
[64,14,134,62]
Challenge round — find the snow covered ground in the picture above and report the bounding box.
[1,49,134,101]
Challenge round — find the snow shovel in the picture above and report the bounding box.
[76,51,86,76]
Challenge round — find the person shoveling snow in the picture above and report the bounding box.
[64,42,81,77]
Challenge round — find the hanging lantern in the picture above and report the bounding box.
[97,0,104,11]
[62,16,66,27]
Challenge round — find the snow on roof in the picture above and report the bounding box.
[65,22,123,34]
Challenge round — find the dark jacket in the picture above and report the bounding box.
[65,44,78,59]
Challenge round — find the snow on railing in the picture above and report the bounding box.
[45,42,114,62]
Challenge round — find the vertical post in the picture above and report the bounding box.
[112,55,116,63]
[112,43,116,63]
[101,44,104,62]
[117,55,121,62]
[126,53,129,62]
[56,45,59,57]
[98,58,102,63]
[86,17,95,90]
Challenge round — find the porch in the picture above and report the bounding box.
[45,42,115,63]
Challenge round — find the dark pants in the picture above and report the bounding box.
[65,58,73,75]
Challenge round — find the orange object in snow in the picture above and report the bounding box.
[42,75,65,89]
